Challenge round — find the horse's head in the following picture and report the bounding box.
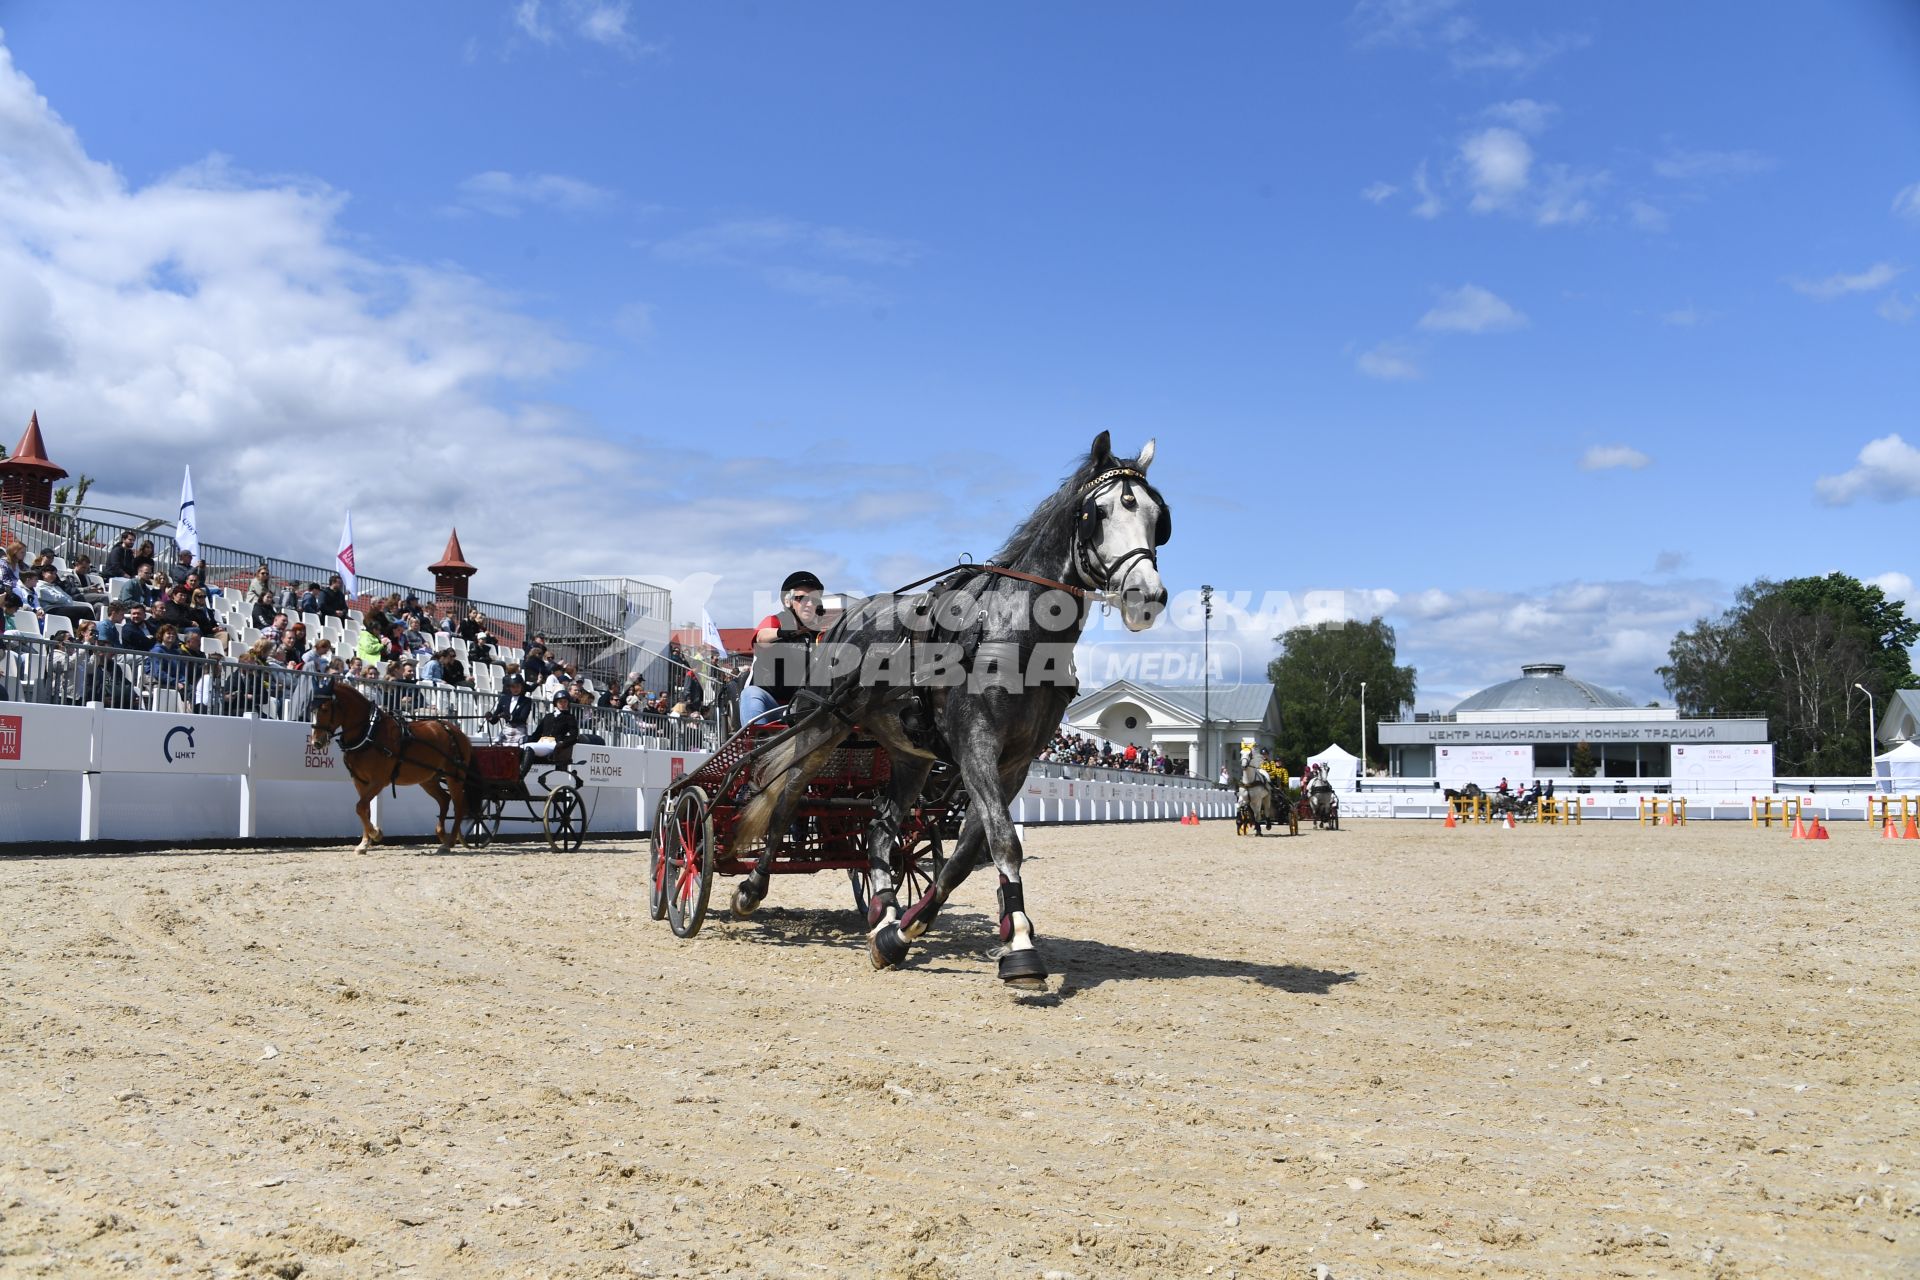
[308,677,343,750]
[1076,431,1170,631]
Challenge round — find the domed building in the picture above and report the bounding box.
[1378,662,1771,785]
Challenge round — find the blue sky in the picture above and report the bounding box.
[1,2,1916,707]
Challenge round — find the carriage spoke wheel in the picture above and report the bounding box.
[543,786,586,852]
[464,795,505,849]
[648,792,677,920]
[894,834,945,913]
[665,788,714,939]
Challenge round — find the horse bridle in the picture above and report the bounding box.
[1072,466,1169,595]
[311,681,382,753]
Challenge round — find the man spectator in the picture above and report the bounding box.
[297,581,324,615]
[681,665,707,717]
[115,564,159,607]
[260,612,289,647]
[486,674,534,743]
[355,623,389,668]
[167,547,197,588]
[305,637,336,676]
[117,604,156,651]
[29,567,96,628]
[520,640,551,687]
[104,531,137,582]
[97,600,131,648]
[61,554,109,605]
[156,584,197,632]
[316,573,349,621]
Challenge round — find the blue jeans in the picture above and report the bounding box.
[738,684,783,727]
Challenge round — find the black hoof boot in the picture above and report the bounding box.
[997,948,1049,989]
[731,874,767,919]
[869,923,910,970]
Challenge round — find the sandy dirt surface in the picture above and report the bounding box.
[2,818,1916,1278]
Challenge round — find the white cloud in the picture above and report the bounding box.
[1661,305,1708,327]
[1410,160,1444,219]
[1815,434,1920,505]
[513,0,556,43]
[1482,98,1557,134]
[1789,261,1903,300]
[1869,571,1918,613]
[1894,182,1920,222]
[1417,283,1527,333]
[1361,180,1398,204]
[1355,342,1421,381]
[454,170,611,217]
[1353,1,1587,77]
[651,216,918,306]
[1579,445,1651,472]
[0,36,958,621]
[1461,126,1531,210]
[1532,163,1603,226]
[1382,578,1721,709]
[1627,198,1669,233]
[612,301,655,343]
[1877,292,1917,324]
[1652,148,1774,181]
[576,2,632,46]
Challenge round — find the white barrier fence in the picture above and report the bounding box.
[1344,779,1888,822]
[0,702,1231,845]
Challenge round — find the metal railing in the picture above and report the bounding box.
[0,500,529,645]
[1031,758,1217,786]
[0,632,716,752]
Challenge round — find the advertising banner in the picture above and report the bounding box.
[1436,744,1533,785]
[96,709,251,776]
[0,702,96,773]
[1672,744,1774,781]
[250,719,346,783]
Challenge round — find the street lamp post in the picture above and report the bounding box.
[1201,584,1213,783]
[1856,682,1876,777]
[1359,681,1367,793]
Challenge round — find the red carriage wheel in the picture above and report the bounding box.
[893,833,945,914]
[664,787,715,939]
[647,791,675,919]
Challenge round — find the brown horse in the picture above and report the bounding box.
[308,677,476,852]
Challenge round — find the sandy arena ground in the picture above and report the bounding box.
[1,817,1916,1278]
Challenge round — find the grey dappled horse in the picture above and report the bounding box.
[1237,763,1278,834]
[728,432,1172,988]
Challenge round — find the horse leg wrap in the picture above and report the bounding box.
[996,876,1045,985]
[899,887,944,940]
[997,877,1023,943]
[865,888,898,932]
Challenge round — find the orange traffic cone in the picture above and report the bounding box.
[1905,814,1920,841]
[1444,808,1457,828]
[1884,817,1899,839]
[1789,812,1806,839]
[1809,817,1830,841]
[1503,811,1517,831]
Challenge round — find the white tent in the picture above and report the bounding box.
[1874,740,1920,791]
[1306,743,1362,791]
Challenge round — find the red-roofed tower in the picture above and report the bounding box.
[429,528,477,602]
[0,412,68,510]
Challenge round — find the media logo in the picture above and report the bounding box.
[0,714,20,762]
[163,724,197,763]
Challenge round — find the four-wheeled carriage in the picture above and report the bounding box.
[462,743,589,852]
[649,719,956,939]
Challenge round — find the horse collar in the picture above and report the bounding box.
[343,704,382,753]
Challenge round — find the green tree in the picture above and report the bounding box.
[1660,573,1917,774]
[1267,616,1416,772]
[1570,741,1597,778]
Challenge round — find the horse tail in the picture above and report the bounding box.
[728,705,848,854]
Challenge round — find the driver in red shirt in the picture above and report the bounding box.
[738,570,828,727]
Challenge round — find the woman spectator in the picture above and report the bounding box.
[187,587,223,639]
[131,540,157,578]
[243,565,274,608]
[440,649,468,688]
[146,625,193,699]
[304,637,335,676]
[225,642,273,715]
[355,622,389,668]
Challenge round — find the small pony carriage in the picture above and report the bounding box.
[462,743,590,852]
[647,717,960,938]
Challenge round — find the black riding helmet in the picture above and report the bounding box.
[781,570,824,594]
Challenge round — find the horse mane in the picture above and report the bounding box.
[990,441,1150,568]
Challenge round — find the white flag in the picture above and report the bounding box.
[335,511,358,596]
[700,608,727,657]
[176,466,200,559]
